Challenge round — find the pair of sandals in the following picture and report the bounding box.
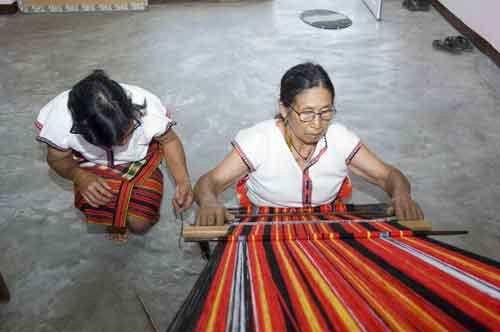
[432,36,474,54]
[402,0,430,11]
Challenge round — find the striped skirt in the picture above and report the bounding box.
[74,143,163,230]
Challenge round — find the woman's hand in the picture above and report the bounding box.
[195,204,232,226]
[391,194,424,220]
[172,181,194,213]
[73,169,114,207]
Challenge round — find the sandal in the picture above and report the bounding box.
[432,37,462,54]
[402,0,430,11]
[453,36,473,52]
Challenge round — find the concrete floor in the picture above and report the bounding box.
[1,0,499,331]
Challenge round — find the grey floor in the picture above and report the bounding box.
[1,0,499,331]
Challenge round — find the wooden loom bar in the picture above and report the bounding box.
[183,219,434,241]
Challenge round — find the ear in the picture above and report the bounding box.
[277,100,289,119]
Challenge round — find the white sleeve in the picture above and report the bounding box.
[231,126,267,172]
[35,91,72,151]
[140,89,176,141]
[329,123,362,164]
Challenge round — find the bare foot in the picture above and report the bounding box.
[106,226,128,244]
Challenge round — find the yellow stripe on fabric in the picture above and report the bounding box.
[206,240,236,332]
[286,223,293,241]
[330,240,447,332]
[349,222,363,233]
[405,237,500,282]
[290,240,359,331]
[376,222,393,232]
[306,223,315,238]
[250,243,273,331]
[275,241,322,332]
[315,240,408,331]
[318,223,330,236]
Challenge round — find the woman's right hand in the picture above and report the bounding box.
[196,204,233,226]
[73,169,114,207]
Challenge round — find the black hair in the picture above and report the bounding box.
[279,62,335,108]
[67,70,145,147]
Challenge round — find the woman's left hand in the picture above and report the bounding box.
[392,195,424,220]
[172,181,194,213]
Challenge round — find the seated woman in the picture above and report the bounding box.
[36,70,193,242]
[194,62,423,226]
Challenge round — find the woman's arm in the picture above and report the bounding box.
[155,129,193,213]
[194,149,249,226]
[348,145,424,220]
[46,147,113,207]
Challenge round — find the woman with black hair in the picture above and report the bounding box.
[36,70,193,242]
[194,62,423,225]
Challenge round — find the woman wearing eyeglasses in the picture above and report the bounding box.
[35,70,193,242]
[194,62,423,226]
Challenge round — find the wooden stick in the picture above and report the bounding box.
[136,292,159,332]
[0,272,10,303]
[231,211,392,218]
[182,219,433,240]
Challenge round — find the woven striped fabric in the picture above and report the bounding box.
[74,143,163,229]
[169,213,500,332]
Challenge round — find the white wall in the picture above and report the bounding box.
[438,0,500,52]
[0,0,16,4]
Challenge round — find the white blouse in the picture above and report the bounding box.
[35,84,175,167]
[232,119,362,207]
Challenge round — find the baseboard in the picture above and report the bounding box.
[431,0,500,68]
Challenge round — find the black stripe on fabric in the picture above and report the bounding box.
[344,239,488,332]
[358,221,380,232]
[281,241,336,332]
[81,205,115,214]
[148,168,163,181]
[240,224,253,238]
[422,237,500,268]
[263,224,271,240]
[133,186,162,198]
[166,242,227,332]
[131,192,162,205]
[84,214,113,221]
[128,198,159,211]
[390,221,410,231]
[262,241,299,330]
[327,223,354,239]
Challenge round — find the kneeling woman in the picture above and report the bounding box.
[36,70,193,242]
[195,62,423,225]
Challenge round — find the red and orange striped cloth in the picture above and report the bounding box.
[74,143,163,230]
[169,211,500,332]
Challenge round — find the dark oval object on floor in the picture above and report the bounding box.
[300,9,353,30]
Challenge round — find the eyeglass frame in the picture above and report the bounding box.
[289,105,337,122]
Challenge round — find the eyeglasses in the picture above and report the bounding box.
[289,106,336,122]
[124,119,141,137]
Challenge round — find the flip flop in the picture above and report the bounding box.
[453,36,473,52]
[432,37,462,54]
[402,0,430,11]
